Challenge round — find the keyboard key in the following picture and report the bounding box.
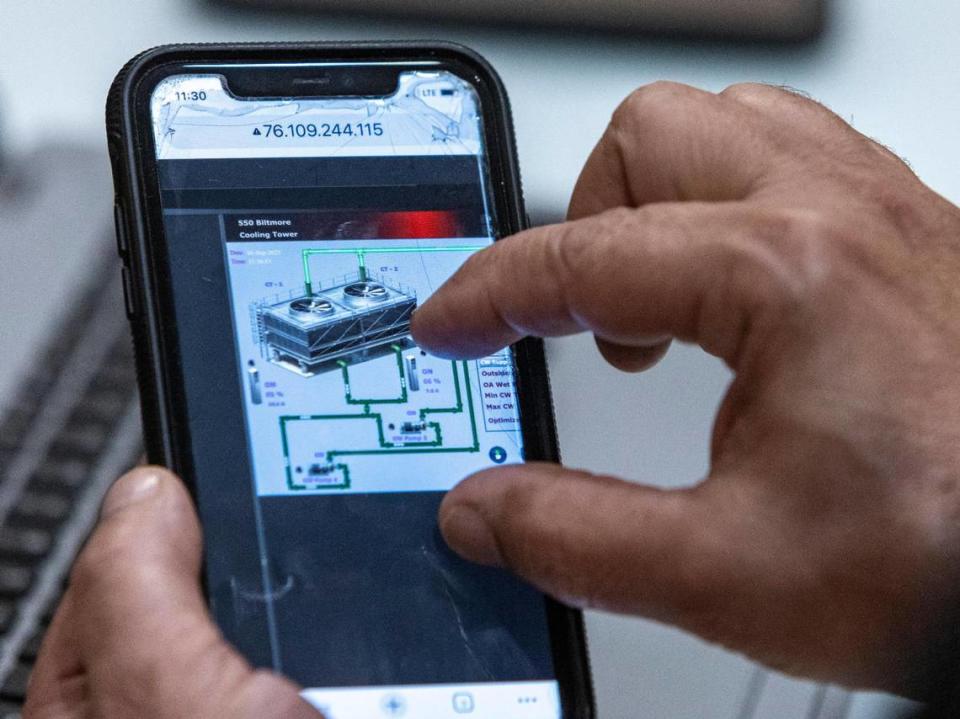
[0,529,52,563]
[20,371,55,399]
[0,601,16,634]
[19,632,43,662]
[8,492,71,530]
[1,403,32,429]
[94,360,137,386]
[50,425,108,459]
[0,566,33,599]
[89,365,137,395]
[29,459,89,493]
[0,408,32,452]
[0,664,31,701]
[69,393,128,426]
[0,433,20,454]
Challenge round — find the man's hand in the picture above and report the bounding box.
[24,467,321,719]
[412,82,960,696]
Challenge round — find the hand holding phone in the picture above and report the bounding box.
[25,466,322,719]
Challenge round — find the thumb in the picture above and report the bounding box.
[439,463,749,631]
[67,467,320,719]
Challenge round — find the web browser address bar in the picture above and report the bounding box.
[158,109,481,159]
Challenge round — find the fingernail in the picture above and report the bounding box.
[101,468,162,518]
[439,505,503,566]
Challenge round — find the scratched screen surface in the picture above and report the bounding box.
[150,68,561,717]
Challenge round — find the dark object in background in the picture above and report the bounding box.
[209,0,825,41]
[0,145,143,714]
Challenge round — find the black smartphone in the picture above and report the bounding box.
[106,43,592,718]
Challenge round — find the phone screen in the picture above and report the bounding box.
[148,64,562,718]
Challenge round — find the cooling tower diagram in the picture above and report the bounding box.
[226,235,524,496]
[256,276,417,376]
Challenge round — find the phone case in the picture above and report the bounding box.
[106,42,594,718]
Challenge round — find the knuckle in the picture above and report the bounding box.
[543,222,589,311]
[722,82,816,110]
[721,81,773,101]
[722,82,794,104]
[547,210,632,323]
[611,81,699,135]
[757,208,836,289]
[763,205,836,251]
[750,208,860,313]
[549,220,591,285]
[721,83,844,139]
[483,233,526,295]
[716,209,842,322]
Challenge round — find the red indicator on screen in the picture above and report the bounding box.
[378,210,462,239]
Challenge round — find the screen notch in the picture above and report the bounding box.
[216,63,419,99]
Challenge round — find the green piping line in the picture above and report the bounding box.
[336,345,407,405]
[301,245,485,295]
[278,359,480,490]
[419,360,463,418]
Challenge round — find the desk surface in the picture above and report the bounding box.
[2,2,954,716]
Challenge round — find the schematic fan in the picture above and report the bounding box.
[343,282,388,303]
[289,297,336,316]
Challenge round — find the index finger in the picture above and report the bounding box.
[412,202,792,366]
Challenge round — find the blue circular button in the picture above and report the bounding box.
[489,446,507,464]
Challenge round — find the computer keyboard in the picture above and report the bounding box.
[0,250,143,715]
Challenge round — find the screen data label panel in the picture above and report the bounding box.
[225,221,524,497]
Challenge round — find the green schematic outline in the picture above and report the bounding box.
[280,359,479,490]
[277,242,487,491]
[337,345,408,405]
[300,244,485,295]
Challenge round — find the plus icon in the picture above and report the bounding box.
[381,694,406,716]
